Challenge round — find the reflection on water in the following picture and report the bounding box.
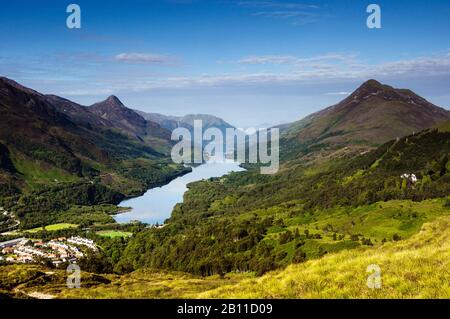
[114,159,245,224]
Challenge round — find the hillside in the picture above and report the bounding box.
[0,77,189,229]
[115,122,450,276]
[1,216,448,299]
[44,94,111,128]
[201,216,450,299]
[280,79,450,161]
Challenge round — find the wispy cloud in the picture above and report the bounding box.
[114,53,177,65]
[238,1,318,10]
[374,56,450,77]
[252,10,319,25]
[3,52,450,98]
[237,55,297,65]
[325,92,351,96]
[237,53,358,65]
[237,1,322,25]
[113,53,450,91]
[58,88,115,96]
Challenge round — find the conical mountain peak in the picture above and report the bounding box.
[104,95,125,107]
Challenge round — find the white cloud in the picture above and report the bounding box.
[237,55,298,65]
[8,52,450,97]
[373,56,450,77]
[325,92,351,96]
[253,10,315,19]
[238,1,319,10]
[237,1,321,25]
[119,53,450,91]
[58,88,115,96]
[237,53,357,65]
[115,53,176,65]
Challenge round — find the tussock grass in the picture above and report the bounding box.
[58,270,250,299]
[200,217,450,299]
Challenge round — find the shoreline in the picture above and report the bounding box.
[119,166,193,203]
[113,161,245,225]
[109,208,132,216]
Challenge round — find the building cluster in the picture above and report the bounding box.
[401,173,418,186]
[0,236,97,266]
[67,236,97,250]
[401,173,418,183]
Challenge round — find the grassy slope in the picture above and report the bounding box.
[11,152,80,190]
[201,216,450,299]
[59,270,249,299]
[0,266,251,299]
[256,198,450,261]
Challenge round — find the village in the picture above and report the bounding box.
[0,236,98,267]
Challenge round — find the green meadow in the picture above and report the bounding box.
[24,223,78,233]
[96,230,133,238]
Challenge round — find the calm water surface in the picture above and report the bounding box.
[114,160,245,224]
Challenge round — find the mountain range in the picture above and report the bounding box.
[135,110,235,136]
[0,77,211,206]
[1,76,449,197]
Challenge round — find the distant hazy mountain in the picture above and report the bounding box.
[281,79,450,161]
[135,111,235,134]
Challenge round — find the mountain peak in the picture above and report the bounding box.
[104,95,124,107]
[359,79,384,90]
[106,95,120,101]
[89,95,152,137]
[89,95,128,112]
[284,79,450,157]
[362,79,382,86]
[349,80,438,108]
[347,79,418,104]
[353,79,392,96]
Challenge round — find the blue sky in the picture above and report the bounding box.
[1,0,449,126]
